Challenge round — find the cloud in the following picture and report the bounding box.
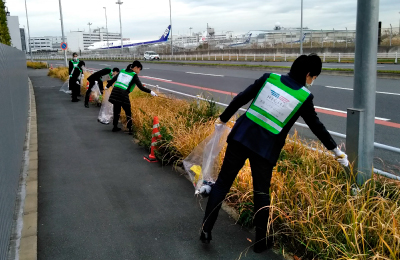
[7,0,399,40]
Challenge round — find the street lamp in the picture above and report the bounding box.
[169,0,173,55]
[88,22,92,51]
[333,28,335,48]
[103,7,109,53]
[300,0,303,54]
[58,0,68,66]
[345,27,348,48]
[24,0,33,61]
[290,31,293,48]
[116,0,123,54]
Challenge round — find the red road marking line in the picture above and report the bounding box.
[142,76,400,129]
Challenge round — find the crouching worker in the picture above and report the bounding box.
[69,59,85,102]
[85,67,120,108]
[106,61,158,134]
[200,54,349,253]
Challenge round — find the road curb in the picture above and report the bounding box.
[19,79,38,260]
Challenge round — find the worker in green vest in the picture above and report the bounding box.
[200,54,349,253]
[69,54,85,102]
[106,61,157,134]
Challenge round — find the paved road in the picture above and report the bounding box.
[29,69,283,260]
[69,61,400,175]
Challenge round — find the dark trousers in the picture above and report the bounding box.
[202,140,274,233]
[69,79,81,100]
[113,103,132,130]
[85,79,103,105]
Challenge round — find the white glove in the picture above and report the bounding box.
[332,147,349,167]
[104,86,108,90]
[150,91,158,97]
[76,81,80,85]
[95,81,98,84]
[215,117,226,125]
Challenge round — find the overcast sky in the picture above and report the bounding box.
[6,0,400,40]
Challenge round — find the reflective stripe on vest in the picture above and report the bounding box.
[246,73,311,134]
[69,59,80,77]
[114,69,136,91]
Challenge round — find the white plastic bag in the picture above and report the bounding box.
[183,124,231,195]
[91,82,101,102]
[59,80,71,94]
[97,88,114,124]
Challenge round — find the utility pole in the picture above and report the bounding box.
[58,0,68,66]
[390,24,392,46]
[88,22,92,51]
[24,0,33,61]
[346,0,379,185]
[300,0,303,54]
[103,7,109,53]
[116,0,123,53]
[345,27,348,48]
[333,28,336,47]
[169,0,173,55]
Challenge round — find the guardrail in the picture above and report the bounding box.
[28,52,399,64]
[142,82,400,181]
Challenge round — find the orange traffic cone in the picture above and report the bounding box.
[144,116,162,163]
[86,82,93,102]
[50,64,53,70]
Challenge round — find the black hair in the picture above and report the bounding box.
[72,52,78,57]
[131,60,143,70]
[113,67,120,73]
[289,53,322,85]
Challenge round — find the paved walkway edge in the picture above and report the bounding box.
[8,78,38,260]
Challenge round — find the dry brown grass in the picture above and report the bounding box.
[27,61,48,69]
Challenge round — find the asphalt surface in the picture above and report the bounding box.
[29,69,283,260]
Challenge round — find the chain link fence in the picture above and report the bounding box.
[0,44,29,260]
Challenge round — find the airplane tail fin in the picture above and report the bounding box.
[301,33,306,42]
[159,25,171,41]
[245,33,252,43]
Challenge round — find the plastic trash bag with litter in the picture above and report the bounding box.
[90,82,101,103]
[183,123,231,196]
[97,88,114,124]
[59,80,71,94]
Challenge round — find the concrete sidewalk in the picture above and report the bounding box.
[29,69,284,260]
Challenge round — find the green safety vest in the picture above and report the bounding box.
[114,69,136,92]
[69,59,81,77]
[246,73,311,134]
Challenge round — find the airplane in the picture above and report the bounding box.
[287,33,306,43]
[216,33,252,49]
[88,25,171,50]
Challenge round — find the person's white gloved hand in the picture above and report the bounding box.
[150,91,158,97]
[104,86,108,90]
[76,81,80,85]
[95,81,98,84]
[332,147,349,167]
[215,117,226,125]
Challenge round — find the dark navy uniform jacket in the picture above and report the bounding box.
[219,73,337,165]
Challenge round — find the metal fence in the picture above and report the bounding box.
[29,52,400,64]
[0,44,29,260]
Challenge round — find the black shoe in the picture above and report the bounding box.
[200,231,212,244]
[112,127,121,132]
[84,103,89,108]
[253,237,274,253]
[71,98,80,102]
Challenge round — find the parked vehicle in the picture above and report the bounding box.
[144,51,160,61]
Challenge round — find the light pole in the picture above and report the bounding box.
[88,22,92,51]
[116,0,123,54]
[333,28,336,48]
[24,0,33,61]
[390,24,392,46]
[345,27,348,48]
[300,0,303,54]
[58,0,68,66]
[103,7,109,53]
[290,31,293,48]
[169,0,173,55]
[321,29,324,47]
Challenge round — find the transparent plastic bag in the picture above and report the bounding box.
[97,88,113,124]
[59,80,71,94]
[183,124,231,195]
[91,82,101,102]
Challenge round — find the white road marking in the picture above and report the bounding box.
[324,85,400,96]
[186,72,224,77]
[141,76,172,82]
[143,68,150,70]
[314,105,390,121]
[323,65,385,68]
[99,64,111,66]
